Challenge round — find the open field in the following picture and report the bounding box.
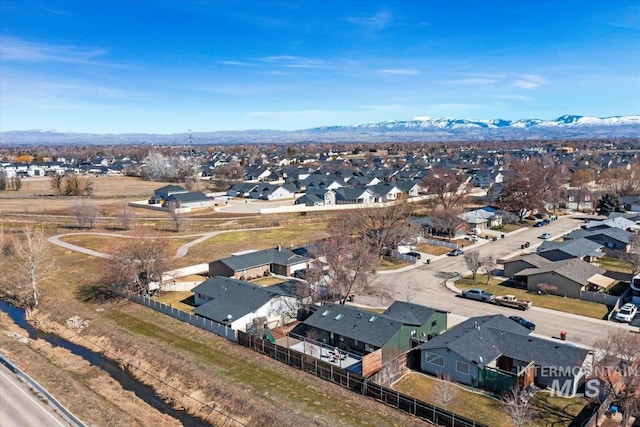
[456,276,610,319]
[393,373,590,427]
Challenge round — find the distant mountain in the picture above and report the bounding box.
[1,115,638,145]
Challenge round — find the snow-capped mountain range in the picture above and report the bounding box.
[1,115,639,145]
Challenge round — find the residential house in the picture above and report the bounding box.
[226,182,258,198]
[536,238,605,262]
[162,191,215,210]
[151,185,188,204]
[369,182,403,202]
[459,207,503,231]
[563,227,634,252]
[294,189,336,207]
[585,217,640,232]
[209,247,311,280]
[334,187,376,205]
[514,258,614,297]
[501,253,552,278]
[469,169,504,189]
[417,314,591,396]
[192,276,299,331]
[565,189,593,211]
[291,301,447,363]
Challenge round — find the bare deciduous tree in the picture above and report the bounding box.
[71,199,100,229]
[9,224,55,308]
[621,234,640,276]
[116,201,135,231]
[434,373,460,410]
[355,201,419,257]
[165,200,185,232]
[600,163,640,197]
[429,207,464,241]
[464,250,481,280]
[479,256,495,284]
[592,330,640,427]
[501,387,535,427]
[101,230,171,296]
[308,236,382,304]
[63,174,94,196]
[49,173,64,195]
[422,168,470,210]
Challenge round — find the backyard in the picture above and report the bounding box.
[393,372,592,427]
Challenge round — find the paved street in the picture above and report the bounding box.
[0,364,71,427]
[357,214,634,348]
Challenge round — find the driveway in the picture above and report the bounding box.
[360,214,633,347]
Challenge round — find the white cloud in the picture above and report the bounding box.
[511,74,548,89]
[378,68,419,75]
[491,94,533,101]
[260,55,327,68]
[346,11,391,30]
[441,78,496,85]
[0,36,109,65]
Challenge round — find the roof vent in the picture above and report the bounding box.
[322,310,330,316]
[335,314,343,320]
[369,315,377,322]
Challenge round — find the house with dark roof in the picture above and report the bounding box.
[163,191,215,210]
[150,185,188,204]
[585,217,640,232]
[192,276,299,331]
[290,301,447,363]
[334,186,376,204]
[536,238,605,262]
[209,247,312,280]
[501,253,552,277]
[514,258,614,297]
[416,314,591,396]
[563,227,634,252]
[294,189,336,207]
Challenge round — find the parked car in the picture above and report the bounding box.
[539,233,552,239]
[461,288,495,303]
[534,221,546,227]
[466,235,479,242]
[615,303,638,323]
[508,315,536,330]
[406,251,421,259]
[448,248,464,256]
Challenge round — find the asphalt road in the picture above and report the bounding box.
[359,214,633,348]
[0,364,71,427]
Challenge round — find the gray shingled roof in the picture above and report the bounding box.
[517,258,605,283]
[564,227,634,244]
[382,301,446,326]
[301,303,406,348]
[537,238,604,259]
[504,253,553,268]
[417,314,588,368]
[220,247,311,271]
[165,191,213,203]
[418,315,529,366]
[193,276,291,323]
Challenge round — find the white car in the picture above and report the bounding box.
[615,303,638,323]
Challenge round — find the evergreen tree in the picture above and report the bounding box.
[595,193,624,216]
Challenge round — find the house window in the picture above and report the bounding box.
[584,195,590,201]
[426,352,445,367]
[354,339,359,346]
[456,361,470,375]
[431,320,437,328]
[339,336,344,341]
[365,344,374,352]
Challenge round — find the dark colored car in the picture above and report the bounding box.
[448,249,464,256]
[508,315,536,330]
[406,251,422,259]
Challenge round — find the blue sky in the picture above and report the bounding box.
[1,0,639,133]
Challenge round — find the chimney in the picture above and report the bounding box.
[277,244,282,251]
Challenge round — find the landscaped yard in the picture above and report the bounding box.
[456,275,610,319]
[154,291,195,313]
[393,373,590,427]
[597,256,632,274]
[415,243,452,256]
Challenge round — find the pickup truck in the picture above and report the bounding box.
[495,294,533,310]
[461,288,495,303]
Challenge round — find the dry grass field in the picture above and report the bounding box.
[0,178,428,426]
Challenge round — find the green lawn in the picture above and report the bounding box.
[393,373,589,427]
[493,223,523,233]
[456,275,610,319]
[597,256,632,274]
